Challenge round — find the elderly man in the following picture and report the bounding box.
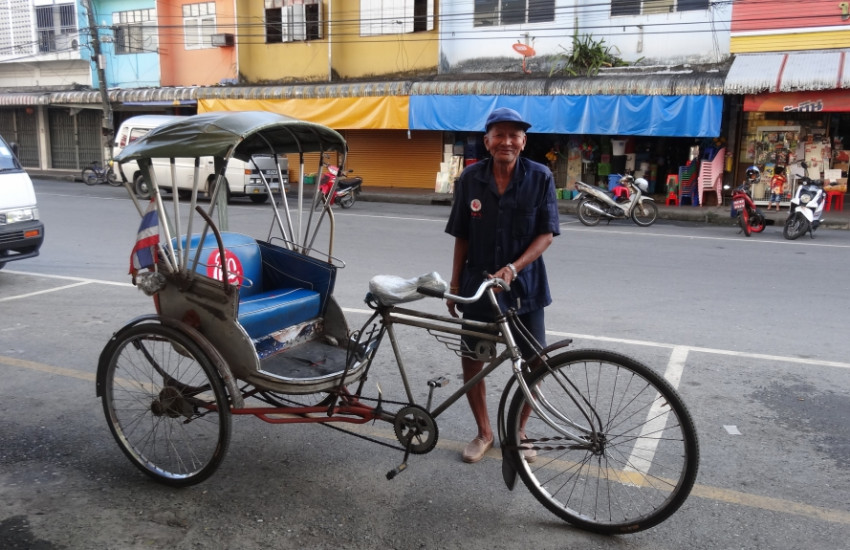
[444,107,560,463]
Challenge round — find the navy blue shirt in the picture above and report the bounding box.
[445,157,560,315]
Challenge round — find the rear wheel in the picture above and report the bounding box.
[739,209,751,237]
[82,168,99,186]
[750,210,766,233]
[630,200,658,226]
[100,323,231,486]
[338,192,356,208]
[134,174,152,199]
[576,199,602,226]
[106,167,121,186]
[783,214,808,240]
[505,349,699,534]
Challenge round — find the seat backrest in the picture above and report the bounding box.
[176,232,263,297]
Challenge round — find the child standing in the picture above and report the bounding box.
[768,165,786,210]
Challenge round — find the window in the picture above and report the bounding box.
[113,9,157,55]
[183,2,216,50]
[35,2,76,53]
[265,0,322,43]
[360,0,434,36]
[611,0,709,16]
[473,0,554,27]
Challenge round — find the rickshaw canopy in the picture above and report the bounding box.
[114,110,347,163]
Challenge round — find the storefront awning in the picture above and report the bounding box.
[725,50,850,94]
[409,94,723,137]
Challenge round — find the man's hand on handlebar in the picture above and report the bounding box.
[444,273,513,318]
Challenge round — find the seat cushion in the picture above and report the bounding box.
[238,288,321,339]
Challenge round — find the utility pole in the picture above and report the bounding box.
[84,0,114,159]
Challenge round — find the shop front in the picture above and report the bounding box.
[725,50,850,207]
[409,74,726,198]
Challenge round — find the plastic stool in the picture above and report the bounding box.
[665,174,679,193]
[666,192,679,206]
[826,191,844,212]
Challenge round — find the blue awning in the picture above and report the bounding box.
[409,94,723,137]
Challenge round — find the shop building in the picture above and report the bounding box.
[725,0,850,206]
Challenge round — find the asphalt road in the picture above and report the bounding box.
[1,179,849,549]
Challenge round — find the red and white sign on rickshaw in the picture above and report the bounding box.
[207,249,243,286]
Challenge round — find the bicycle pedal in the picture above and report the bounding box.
[427,376,449,388]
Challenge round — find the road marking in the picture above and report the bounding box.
[0,280,92,302]
[564,225,850,248]
[3,269,132,287]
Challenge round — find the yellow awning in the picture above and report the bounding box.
[198,96,409,130]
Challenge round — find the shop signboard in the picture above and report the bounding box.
[744,90,850,113]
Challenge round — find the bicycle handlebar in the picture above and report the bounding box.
[417,276,509,303]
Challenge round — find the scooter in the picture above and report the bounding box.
[727,180,768,237]
[575,175,658,227]
[783,163,825,240]
[316,165,363,209]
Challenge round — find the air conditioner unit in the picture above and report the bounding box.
[211,33,234,47]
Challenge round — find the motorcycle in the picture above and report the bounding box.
[727,180,768,237]
[783,163,825,240]
[575,175,658,227]
[316,165,363,209]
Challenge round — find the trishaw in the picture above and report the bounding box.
[95,111,699,535]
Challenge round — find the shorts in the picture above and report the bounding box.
[770,193,782,203]
[462,308,546,360]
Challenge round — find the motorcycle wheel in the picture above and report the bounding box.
[783,214,808,240]
[339,192,356,209]
[630,200,658,227]
[739,209,752,237]
[576,199,602,227]
[749,210,766,233]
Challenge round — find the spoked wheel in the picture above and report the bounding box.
[576,199,602,226]
[739,209,752,237]
[505,349,699,534]
[783,214,808,240]
[100,323,231,487]
[106,167,121,186]
[338,191,356,209]
[81,168,99,186]
[630,200,658,226]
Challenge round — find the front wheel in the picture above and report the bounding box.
[249,194,268,204]
[81,168,99,186]
[576,198,602,226]
[100,323,232,486]
[338,192,356,209]
[630,200,658,227]
[505,349,699,534]
[783,214,808,240]
[749,210,766,233]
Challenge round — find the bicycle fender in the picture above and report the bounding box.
[95,314,244,408]
[497,337,574,491]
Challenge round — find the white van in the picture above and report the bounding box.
[0,134,44,270]
[114,115,288,203]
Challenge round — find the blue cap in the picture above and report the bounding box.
[485,107,532,132]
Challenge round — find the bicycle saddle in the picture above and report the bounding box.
[368,272,447,306]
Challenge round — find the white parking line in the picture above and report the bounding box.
[0,280,92,302]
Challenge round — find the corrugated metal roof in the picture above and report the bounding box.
[0,93,51,106]
[725,50,850,94]
[411,73,725,96]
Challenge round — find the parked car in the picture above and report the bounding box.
[113,115,289,203]
[0,134,44,270]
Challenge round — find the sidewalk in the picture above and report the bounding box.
[30,170,850,230]
[360,186,850,231]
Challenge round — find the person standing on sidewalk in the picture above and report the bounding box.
[444,107,560,463]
